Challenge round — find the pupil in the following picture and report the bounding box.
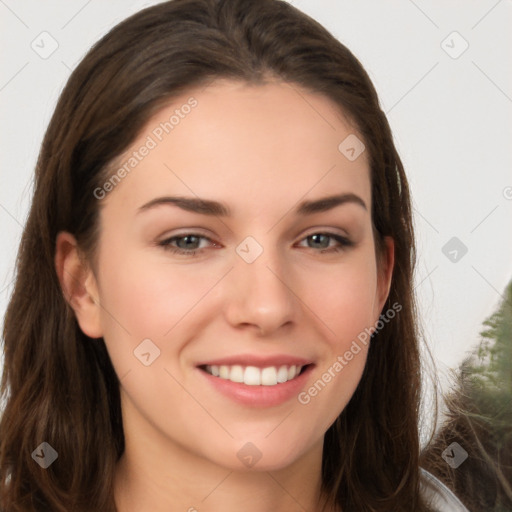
[310,234,328,248]
[179,235,199,249]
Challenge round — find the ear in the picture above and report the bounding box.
[54,231,103,338]
[374,236,395,315]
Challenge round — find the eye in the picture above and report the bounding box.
[158,234,216,256]
[297,232,353,253]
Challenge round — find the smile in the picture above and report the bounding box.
[203,364,305,386]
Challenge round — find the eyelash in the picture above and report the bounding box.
[158,232,354,257]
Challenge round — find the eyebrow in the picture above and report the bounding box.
[137,193,367,217]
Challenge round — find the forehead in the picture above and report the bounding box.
[102,79,371,218]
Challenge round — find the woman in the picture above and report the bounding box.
[0,0,469,510]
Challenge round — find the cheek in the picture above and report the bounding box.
[97,248,222,339]
[302,254,379,347]
[93,247,227,390]
[294,257,377,430]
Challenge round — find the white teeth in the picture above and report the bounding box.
[205,364,304,386]
[219,365,230,379]
[277,365,289,383]
[230,365,244,383]
[261,367,277,386]
[244,366,261,386]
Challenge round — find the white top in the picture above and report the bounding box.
[419,468,470,512]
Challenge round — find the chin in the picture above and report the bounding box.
[206,437,313,473]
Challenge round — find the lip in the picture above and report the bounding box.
[196,363,315,408]
[196,354,313,368]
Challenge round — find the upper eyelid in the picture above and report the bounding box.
[155,217,354,241]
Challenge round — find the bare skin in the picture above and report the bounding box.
[56,79,394,512]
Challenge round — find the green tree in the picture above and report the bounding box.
[422,279,512,512]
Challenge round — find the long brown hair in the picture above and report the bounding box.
[1,0,435,510]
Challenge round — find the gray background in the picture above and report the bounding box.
[1,1,511,433]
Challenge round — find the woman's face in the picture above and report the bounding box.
[81,79,393,471]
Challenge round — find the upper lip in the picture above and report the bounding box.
[196,354,314,368]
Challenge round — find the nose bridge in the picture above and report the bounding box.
[224,234,297,334]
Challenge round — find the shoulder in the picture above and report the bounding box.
[419,468,470,512]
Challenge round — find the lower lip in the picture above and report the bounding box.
[197,365,314,408]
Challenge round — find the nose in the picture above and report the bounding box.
[223,248,298,336]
